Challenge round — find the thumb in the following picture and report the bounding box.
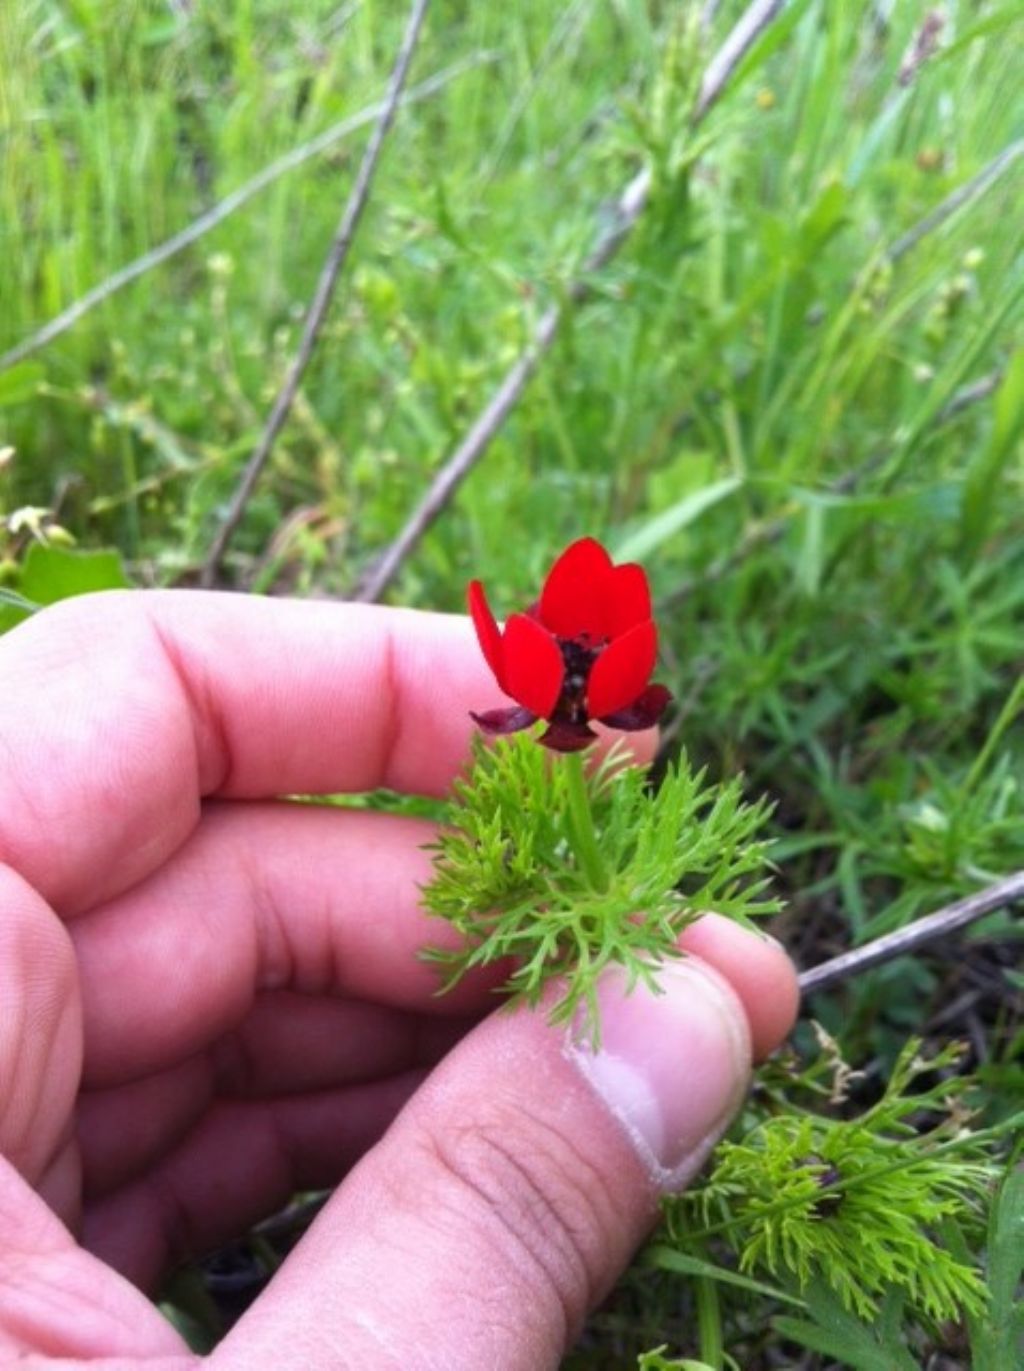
[210,950,786,1371]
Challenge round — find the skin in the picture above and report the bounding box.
[0,591,799,1369]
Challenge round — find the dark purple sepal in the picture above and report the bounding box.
[470,705,537,735]
[600,683,673,731]
[538,720,598,752]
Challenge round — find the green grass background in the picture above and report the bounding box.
[1,1,1022,1365]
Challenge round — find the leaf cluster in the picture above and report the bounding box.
[766,1165,1024,1370]
[667,1039,1004,1326]
[421,731,779,1035]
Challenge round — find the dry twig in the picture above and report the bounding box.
[797,869,1024,995]
[353,0,787,603]
[694,0,784,122]
[352,171,648,602]
[200,0,431,586]
[937,367,1004,422]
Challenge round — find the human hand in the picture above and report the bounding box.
[0,591,798,1369]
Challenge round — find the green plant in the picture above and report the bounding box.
[674,1040,996,1322]
[644,1036,1021,1367]
[423,730,778,1036]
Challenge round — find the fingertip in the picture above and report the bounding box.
[679,913,799,1061]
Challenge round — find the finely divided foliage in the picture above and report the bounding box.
[671,1041,997,1323]
[423,731,778,1032]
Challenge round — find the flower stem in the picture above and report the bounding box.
[563,751,609,892]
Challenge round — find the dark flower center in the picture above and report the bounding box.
[555,633,608,724]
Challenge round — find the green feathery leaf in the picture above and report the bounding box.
[669,1039,997,1326]
[421,731,779,1037]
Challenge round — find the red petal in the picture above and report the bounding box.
[607,563,651,637]
[586,619,657,719]
[467,580,505,690]
[538,537,614,640]
[503,614,564,718]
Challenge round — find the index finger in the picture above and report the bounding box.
[0,591,655,913]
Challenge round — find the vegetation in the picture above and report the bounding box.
[2,1,1021,1366]
[424,733,779,1033]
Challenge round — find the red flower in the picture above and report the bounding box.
[467,537,672,752]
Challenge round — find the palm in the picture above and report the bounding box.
[0,593,507,1359]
